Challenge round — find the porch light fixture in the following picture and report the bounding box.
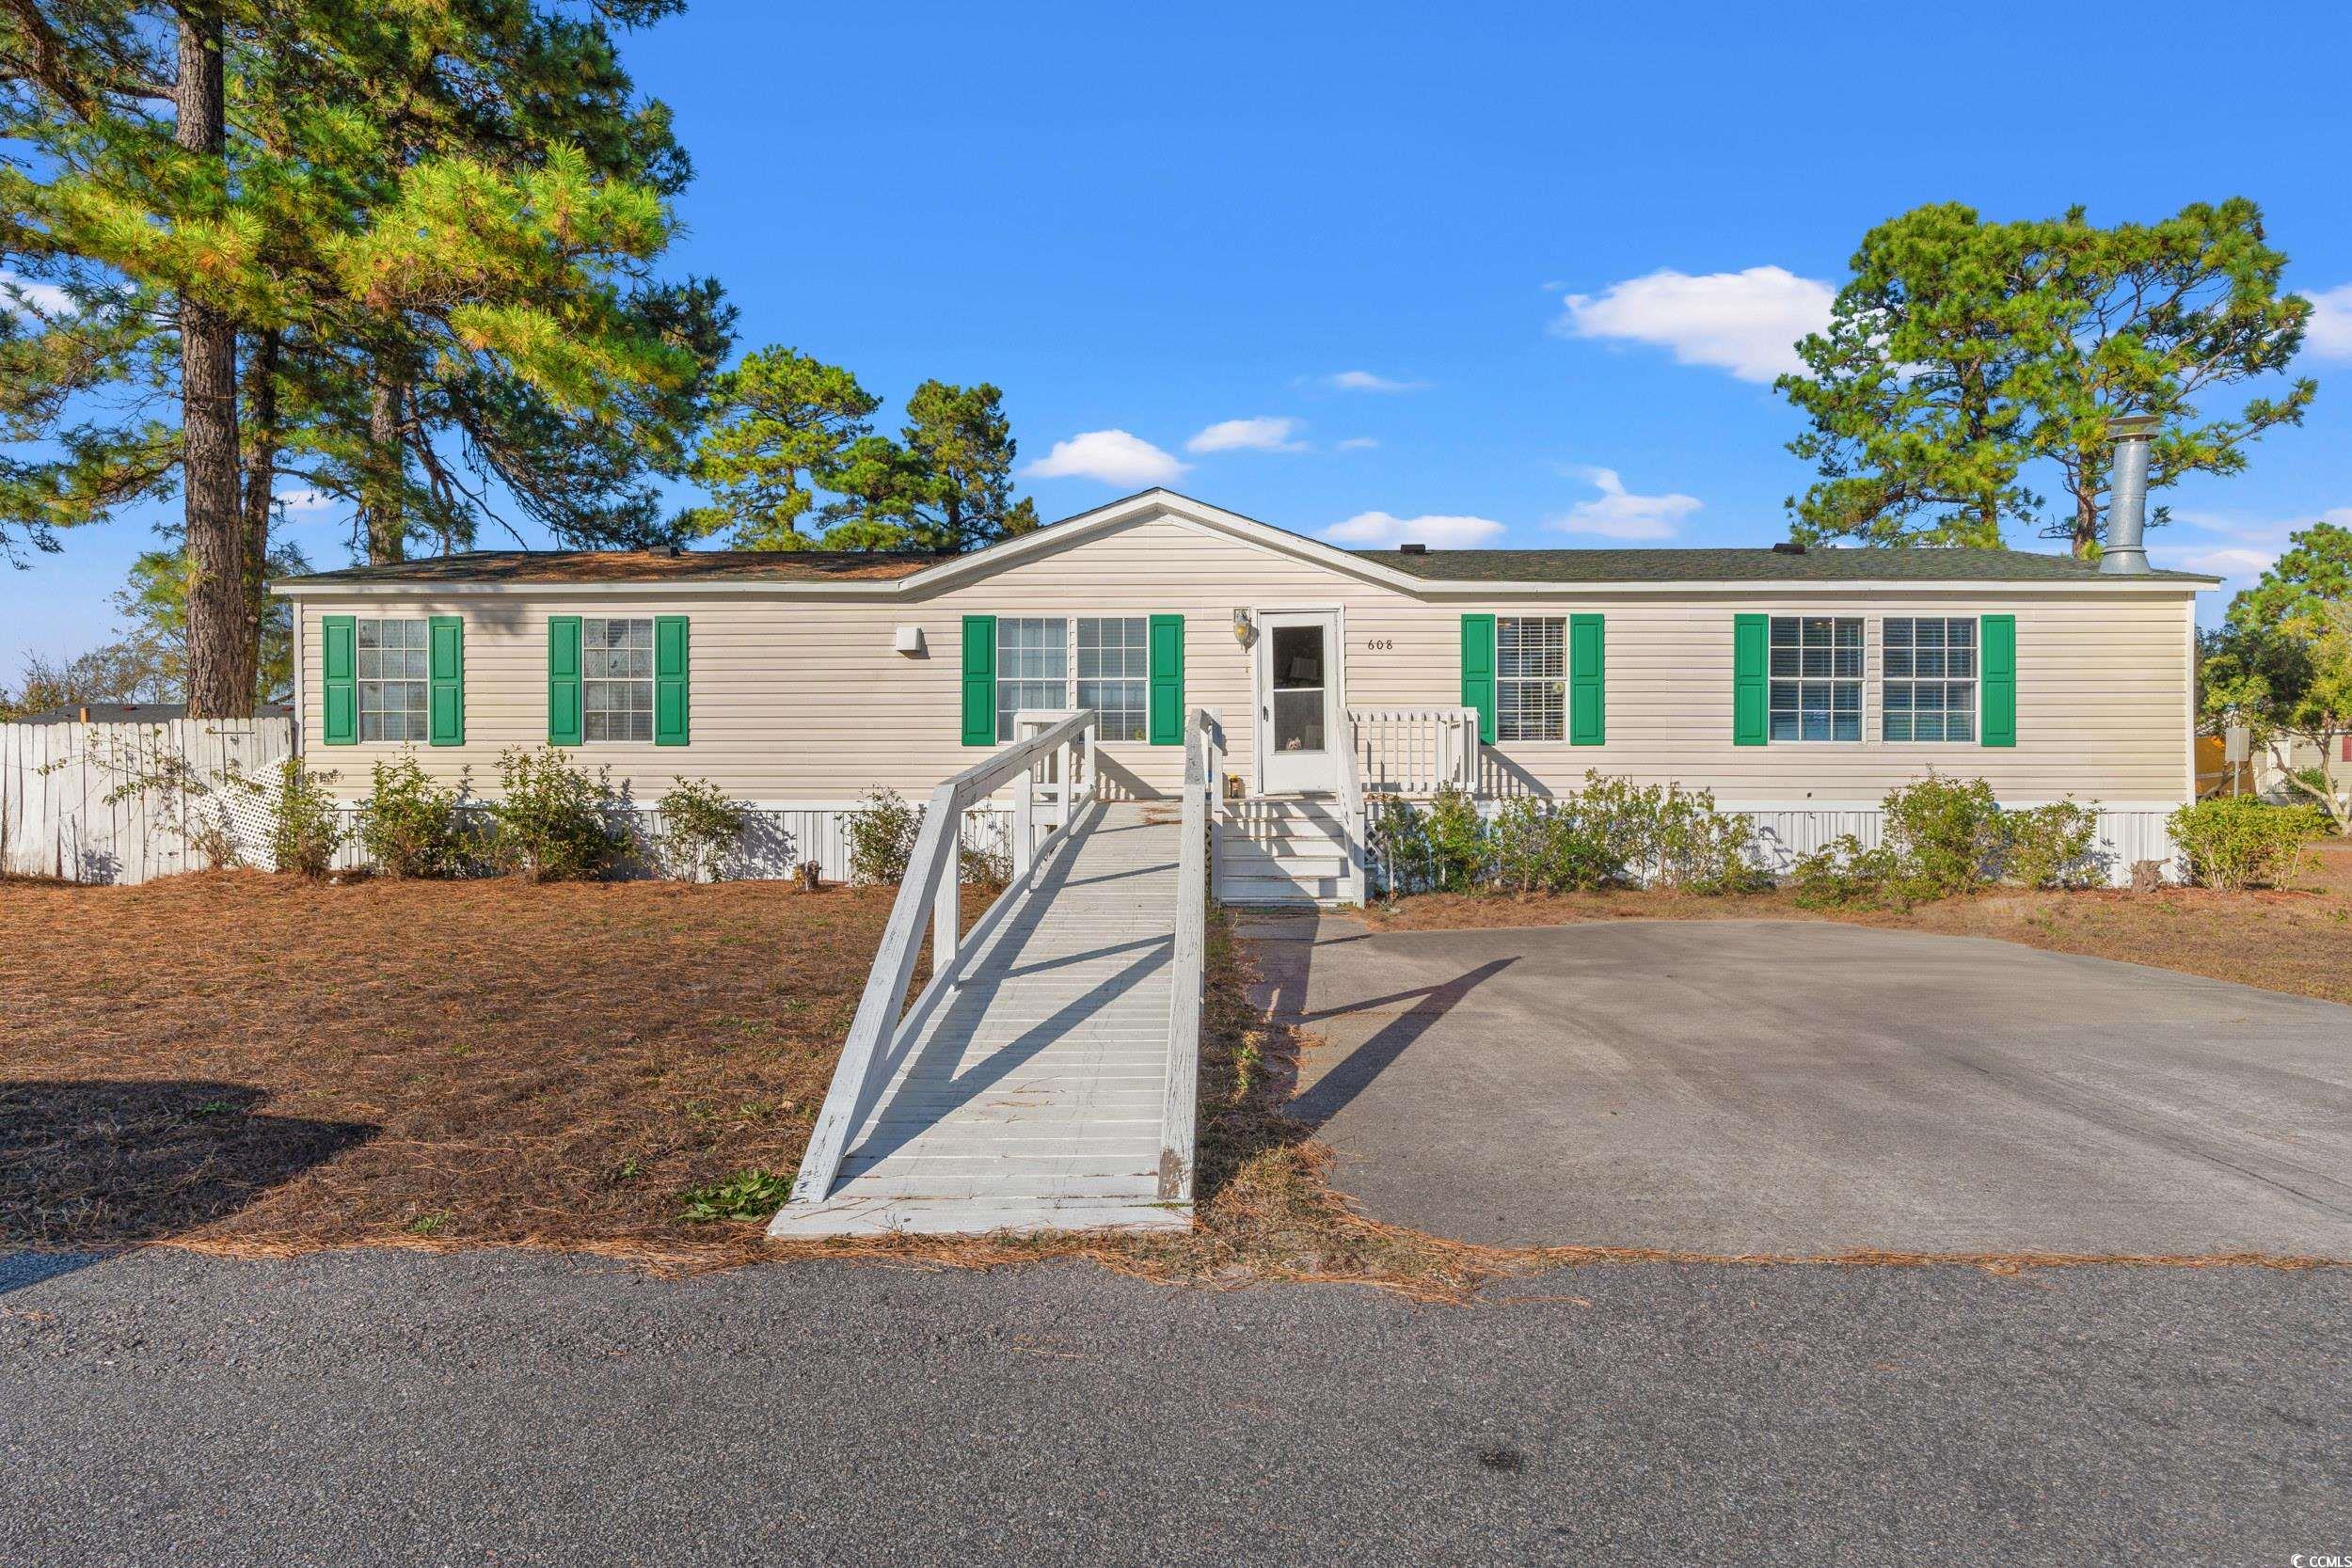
[1232,609,1256,648]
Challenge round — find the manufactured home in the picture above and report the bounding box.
[271,488,2212,901]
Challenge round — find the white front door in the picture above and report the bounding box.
[1255,610,1341,796]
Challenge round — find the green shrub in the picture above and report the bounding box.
[1882,774,2004,896]
[485,747,629,881]
[959,824,1011,893]
[1366,797,1431,898]
[1486,797,1556,895]
[678,1169,793,1223]
[268,757,343,878]
[656,776,746,882]
[1621,776,1764,894]
[1788,833,1915,909]
[2167,798,2325,890]
[847,785,921,885]
[1796,781,2109,906]
[1422,784,1488,892]
[2002,800,2103,890]
[357,752,474,878]
[1367,773,1759,898]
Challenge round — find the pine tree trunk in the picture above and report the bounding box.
[361,363,405,563]
[176,7,248,718]
[2074,485,2100,559]
[238,328,281,699]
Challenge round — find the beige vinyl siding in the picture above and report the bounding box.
[294,512,2197,805]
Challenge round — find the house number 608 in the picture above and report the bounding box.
[1365,638,1394,651]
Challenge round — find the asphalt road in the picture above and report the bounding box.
[1252,915,2352,1256]
[4,1246,2348,1566]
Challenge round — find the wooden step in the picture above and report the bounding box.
[1218,872,1345,906]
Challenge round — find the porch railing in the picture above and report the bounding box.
[1347,706,1480,796]
[787,707,1099,1209]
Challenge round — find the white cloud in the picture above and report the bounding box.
[1548,467,1702,540]
[1023,429,1189,486]
[1554,265,1834,383]
[2308,284,2352,361]
[0,271,72,317]
[1324,370,1425,393]
[2173,546,2280,579]
[2154,504,2352,586]
[1335,436,1378,451]
[1322,511,1505,548]
[1184,416,1304,454]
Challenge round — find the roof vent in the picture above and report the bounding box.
[1398,542,1428,555]
[1772,540,1806,555]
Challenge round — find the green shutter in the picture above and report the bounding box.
[1733,613,1769,746]
[321,614,357,746]
[1460,613,1496,744]
[427,616,464,746]
[548,615,582,746]
[961,615,996,746]
[654,615,690,747]
[1148,613,1184,744]
[1568,613,1605,746]
[1980,613,2016,748]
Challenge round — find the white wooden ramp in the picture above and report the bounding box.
[771,800,1194,1237]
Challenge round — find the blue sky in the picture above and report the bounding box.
[7,0,2350,672]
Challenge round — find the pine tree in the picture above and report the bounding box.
[1,0,720,714]
[682,347,882,550]
[1782,199,2315,556]
[684,356,1040,553]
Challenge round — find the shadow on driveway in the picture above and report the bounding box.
[1239,913,2352,1258]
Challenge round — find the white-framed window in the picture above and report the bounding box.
[1769,616,1863,741]
[1076,617,1149,743]
[1496,616,1565,742]
[582,617,654,742]
[994,616,1068,742]
[357,618,428,742]
[1883,617,1977,742]
[996,617,1150,742]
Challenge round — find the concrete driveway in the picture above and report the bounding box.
[1247,915,2352,1257]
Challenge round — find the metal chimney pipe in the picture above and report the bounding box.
[2099,414,2158,575]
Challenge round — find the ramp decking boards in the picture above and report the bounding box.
[771,804,1190,1237]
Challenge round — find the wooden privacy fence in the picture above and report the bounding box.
[0,719,294,883]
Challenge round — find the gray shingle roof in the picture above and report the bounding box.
[275,549,940,586]
[1360,546,2212,583]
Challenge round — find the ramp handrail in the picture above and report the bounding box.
[788,708,1098,1208]
[1335,715,1368,907]
[1156,706,1221,1203]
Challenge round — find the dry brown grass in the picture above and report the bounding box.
[0,870,943,1264]
[1361,836,2352,1008]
